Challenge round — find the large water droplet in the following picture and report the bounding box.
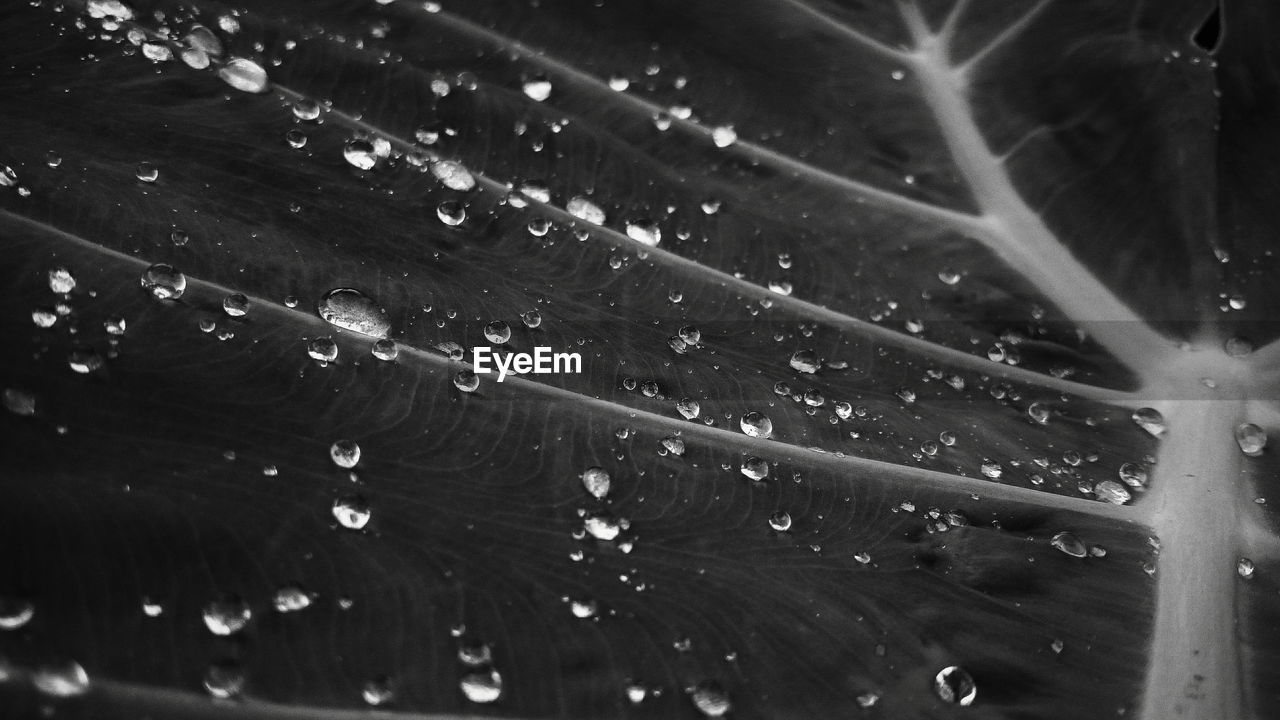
[437,200,466,226]
[222,293,249,317]
[1238,557,1256,579]
[1050,531,1086,558]
[140,263,186,300]
[1094,480,1131,505]
[768,511,792,532]
[740,411,772,439]
[1131,408,1166,437]
[333,494,371,530]
[689,681,731,717]
[582,467,610,498]
[307,337,339,363]
[740,456,769,480]
[625,220,661,247]
[202,594,251,635]
[32,661,90,697]
[460,669,503,703]
[344,139,378,170]
[454,370,480,393]
[789,349,820,374]
[1236,423,1267,456]
[522,79,552,101]
[48,267,76,294]
[317,288,391,338]
[676,398,700,420]
[933,666,976,705]
[711,125,737,148]
[566,196,606,225]
[432,160,476,191]
[272,585,313,612]
[203,660,245,699]
[371,339,399,361]
[1118,462,1148,488]
[484,321,511,344]
[218,58,269,93]
[87,0,133,20]
[330,439,361,468]
[0,597,35,629]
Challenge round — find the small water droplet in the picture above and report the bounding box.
[454,370,480,393]
[431,160,476,191]
[1236,423,1266,456]
[222,293,249,317]
[218,57,269,93]
[740,456,769,480]
[521,309,542,328]
[460,669,503,703]
[584,513,621,540]
[582,467,611,498]
[711,125,737,148]
[68,348,104,374]
[272,585,312,612]
[484,321,511,344]
[1094,480,1132,505]
[570,598,598,618]
[142,41,172,62]
[307,337,338,363]
[1050,531,1086,558]
[87,0,134,19]
[330,439,360,468]
[740,411,773,439]
[371,339,399,361]
[318,288,391,338]
[203,660,245,699]
[0,597,35,630]
[362,676,396,706]
[522,78,552,101]
[140,263,186,300]
[286,129,307,148]
[202,594,251,635]
[768,511,792,532]
[437,200,466,226]
[3,388,36,416]
[333,494,371,530]
[1118,462,1148,488]
[1131,407,1166,437]
[48,267,76,294]
[142,597,164,617]
[343,139,378,170]
[625,219,661,247]
[676,398,700,419]
[1238,557,1256,579]
[292,98,320,121]
[566,196,606,225]
[933,666,976,705]
[1027,402,1050,425]
[689,681,731,717]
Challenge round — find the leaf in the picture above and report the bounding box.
[0,1,1271,719]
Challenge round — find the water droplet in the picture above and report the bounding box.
[1225,337,1254,357]
[460,669,503,703]
[689,681,731,717]
[1238,557,1256,579]
[285,129,307,148]
[437,200,465,226]
[458,642,491,666]
[1050,531,1087,558]
[1236,423,1266,456]
[566,196,606,225]
[933,666,976,705]
[784,349,820,374]
[222,293,249,317]
[938,267,961,285]
[626,682,647,703]
[570,598,598,618]
[625,220,661,246]
[522,78,552,101]
[142,598,164,617]
[1131,407,1166,437]
[87,0,133,19]
[711,125,737,148]
[740,456,769,480]
[676,398,700,419]
[32,308,57,328]
[203,660,245,699]
[454,370,480,393]
[202,594,251,635]
[3,388,36,417]
[979,460,1002,479]
[520,309,542,328]
[660,436,686,457]
[584,513,621,540]
[1094,480,1131,505]
[431,160,476,191]
[333,494,371,530]
[218,57,269,93]
[48,267,76,294]
[68,348,104,374]
[330,439,361,468]
[939,430,957,446]
[1027,402,1050,425]
[181,47,210,69]
[0,598,35,629]
[582,467,610,498]
[343,139,378,170]
[768,511,792,532]
[140,263,186,300]
[484,321,511,344]
[32,661,90,697]
[185,24,221,56]
[318,288,391,338]
[273,585,312,612]
[142,41,172,62]
[740,411,773,439]
[371,339,399,361]
[104,316,127,335]
[1118,462,1148,488]
[307,337,338,363]
[363,676,395,706]
[292,98,320,121]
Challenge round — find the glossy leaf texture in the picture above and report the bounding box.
[0,0,1276,719]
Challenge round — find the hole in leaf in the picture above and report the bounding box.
[1193,2,1222,52]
